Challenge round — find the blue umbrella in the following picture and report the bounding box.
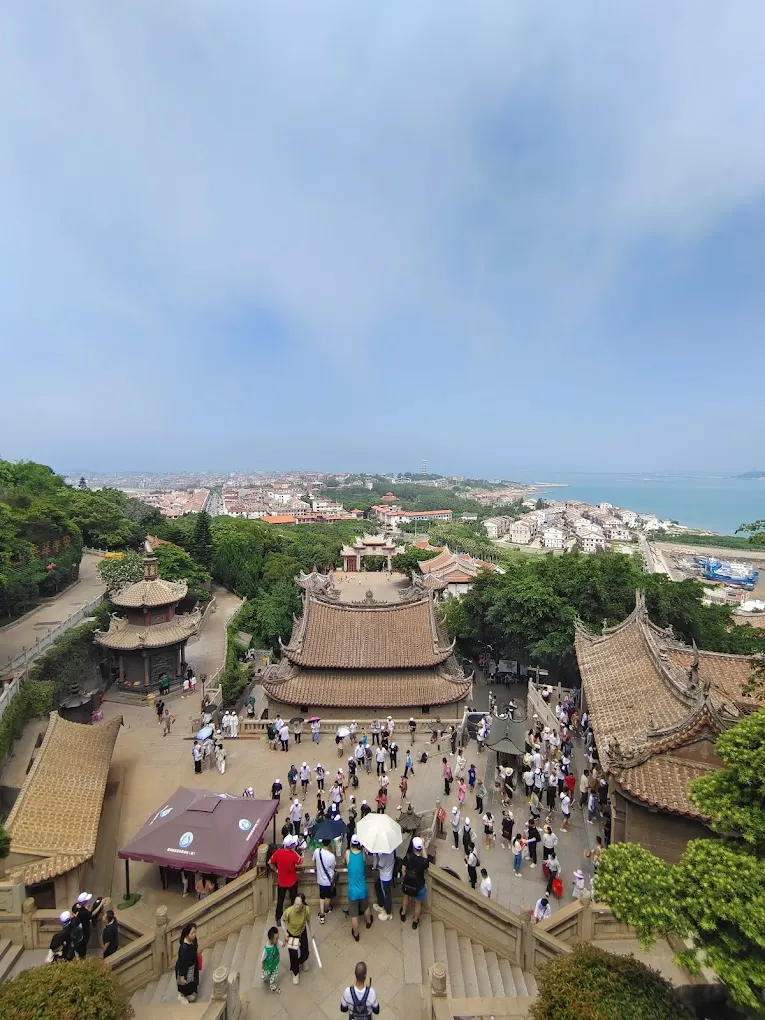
[196,725,214,740]
[312,817,347,841]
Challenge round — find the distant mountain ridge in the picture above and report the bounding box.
[738,470,765,479]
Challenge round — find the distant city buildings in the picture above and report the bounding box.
[124,488,210,518]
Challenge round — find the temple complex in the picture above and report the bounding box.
[94,543,201,689]
[575,592,759,861]
[340,533,400,571]
[418,544,500,597]
[262,571,472,716]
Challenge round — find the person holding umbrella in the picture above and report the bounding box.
[337,725,350,757]
[310,717,321,743]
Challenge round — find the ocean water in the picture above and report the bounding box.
[521,473,765,535]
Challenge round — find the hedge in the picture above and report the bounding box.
[0,957,132,1020]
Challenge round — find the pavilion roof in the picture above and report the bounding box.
[575,592,758,820]
[95,609,201,650]
[281,592,453,669]
[418,546,496,583]
[111,576,188,609]
[6,713,122,861]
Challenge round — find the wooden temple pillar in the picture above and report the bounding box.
[143,651,150,686]
[118,655,125,682]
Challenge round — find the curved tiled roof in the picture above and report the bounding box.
[613,754,715,820]
[262,666,472,709]
[665,647,760,712]
[282,594,452,669]
[94,610,201,650]
[7,713,122,859]
[111,576,188,608]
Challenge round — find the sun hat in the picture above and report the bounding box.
[351,835,361,846]
[77,892,92,903]
[574,869,584,879]
[412,837,424,851]
[451,806,459,814]
[59,911,71,922]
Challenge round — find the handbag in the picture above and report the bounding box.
[197,951,203,971]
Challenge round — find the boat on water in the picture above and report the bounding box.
[696,557,760,590]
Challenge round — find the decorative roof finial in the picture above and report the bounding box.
[688,641,700,687]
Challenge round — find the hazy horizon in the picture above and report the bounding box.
[2,4,765,474]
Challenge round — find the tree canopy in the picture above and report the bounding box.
[595,710,765,1010]
[530,942,691,1020]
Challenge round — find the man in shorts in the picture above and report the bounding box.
[345,835,373,942]
[400,837,429,930]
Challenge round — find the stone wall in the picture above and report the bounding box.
[620,794,712,863]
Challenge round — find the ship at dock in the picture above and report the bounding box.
[697,557,760,590]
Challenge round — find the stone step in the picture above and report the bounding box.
[498,957,518,996]
[198,940,226,1000]
[402,920,423,987]
[443,927,464,999]
[471,943,492,998]
[139,980,157,1005]
[511,965,528,997]
[525,971,539,996]
[244,919,271,993]
[0,940,23,983]
[484,951,506,997]
[220,931,240,976]
[150,972,174,1004]
[229,923,254,984]
[430,920,452,997]
[457,936,479,998]
[418,914,435,978]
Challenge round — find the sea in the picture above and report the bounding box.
[521,472,765,535]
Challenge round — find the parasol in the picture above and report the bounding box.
[290,716,304,725]
[196,725,213,740]
[356,814,404,854]
[336,726,351,739]
[308,716,321,723]
[312,817,347,841]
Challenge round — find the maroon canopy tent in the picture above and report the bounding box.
[118,788,278,895]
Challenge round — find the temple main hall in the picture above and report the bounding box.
[261,571,472,717]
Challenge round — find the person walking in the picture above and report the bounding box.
[468,764,476,793]
[376,746,386,776]
[501,810,514,849]
[311,719,321,744]
[450,806,461,849]
[475,777,486,814]
[290,798,303,828]
[371,719,381,746]
[542,824,559,861]
[156,697,165,725]
[482,811,495,851]
[373,850,395,921]
[561,791,571,831]
[512,833,524,877]
[293,719,303,745]
[314,839,336,923]
[375,788,387,814]
[281,894,311,985]
[400,837,428,929]
[261,926,281,993]
[279,722,290,752]
[409,717,417,742]
[269,835,302,925]
[388,740,398,770]
[404,749,414,777]
[346,836,373,942]
[545,851,561,896]
[442,757,453,796]
[340,961,380,1019]
[450,725,458,756]
[162,708,173,737]
[457,777,467,805]
[300,762,311,793]
[175,922,199,1002]
[287,765,298,798]
[465,842,479,889]
[399,774,408,800]
[101,908,119,958]
[271,778,283,805]
[461,818,473,855]
[579,770,590,808]
[316,764,326,791]
[479,868,492,898]
[192,741,202,775]
[526,821,540,868]
[533,896,552,922]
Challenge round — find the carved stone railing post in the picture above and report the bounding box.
[579,890,593,942]
[153,905,168,977]
[430,961,447,997]
[212,965,228,1001]
[22,896,35,949]
[520,904,535,972]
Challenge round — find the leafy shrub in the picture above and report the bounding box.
[530,942,691,1020]
[0,957,133,1020]
[27,619,100,701]
[0,679,54,761]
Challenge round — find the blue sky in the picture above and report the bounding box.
[2,3,764,477]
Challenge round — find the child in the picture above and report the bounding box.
[458,778,467,805]
[468,764,476,791]
[261,926,281,992]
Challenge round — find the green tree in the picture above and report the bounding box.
[391,547,439,575]
[530,942,691,1020]
[0,819,10,860]
[737,518,765,548]
[0,957,133,1020]
[98,552,144,593]
[690,708,765,846]
[596,712,765,1010]
[190,510,214,568]
[154,544,211,602]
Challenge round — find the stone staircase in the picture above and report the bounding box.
[417,915,538,1001]
[130,922,263,1010]
[0,939,25,982]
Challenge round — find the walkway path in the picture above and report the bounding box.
[184,584,242,681]
[0,550,105,670]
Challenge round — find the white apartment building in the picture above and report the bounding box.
[483,516,511,539]
[579,532,606,554]
[604,521,631,542]
[615,509,639,529]
[542,526,565,549]
[508,516,537,545]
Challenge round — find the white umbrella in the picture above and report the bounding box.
[336,725,351,739]
[356,814,404,854]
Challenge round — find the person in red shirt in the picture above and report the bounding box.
[268,835,303,924]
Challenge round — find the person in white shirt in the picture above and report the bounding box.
[373,850,396,919]
[279,723,290,751]
[533,896,552,922]
[290,799,303,825]
[386,716,395,736]
[479,868,492,898]
[340,962,380,1018]
[561,793,572,830]
[349,720,358,740]
[313,840,336,922]
[229,712,239,738]
[311,719,321,744]
[299,763,311,792]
